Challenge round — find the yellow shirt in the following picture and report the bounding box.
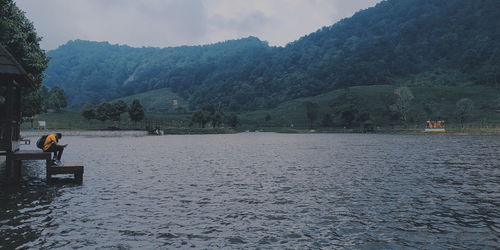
[43,134,57,151]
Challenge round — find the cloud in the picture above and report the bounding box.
[15,0,381,50]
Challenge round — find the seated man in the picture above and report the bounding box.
[42,133,68,166]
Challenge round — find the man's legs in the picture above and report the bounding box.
[46,144,64,161]
[55,146,64,160]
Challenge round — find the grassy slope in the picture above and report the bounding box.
[25,84,500,133]
[24,110,191,130]
[240,84,500,129]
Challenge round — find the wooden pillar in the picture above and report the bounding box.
[5,159,12,178]
[5,159,22,183]
[5,81,13,150]
[2,80,20,153]
[75,171,83,183]
[14,82,21,142]
[13,160,21,181]
[46,159,51,183]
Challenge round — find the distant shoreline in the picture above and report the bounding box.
[19,127,500,137]
[20,128,238,137]
[21,130,148,137]
[245,126,500,136]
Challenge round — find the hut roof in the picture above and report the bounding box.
[0,44,34,87]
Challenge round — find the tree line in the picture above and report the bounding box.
[81,99,144,124]
[190,105,239,128]
[302,87,480,130]
[21,86,67,127]
[80,101,239,129]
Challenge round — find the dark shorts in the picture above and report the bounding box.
[44,144,64,152]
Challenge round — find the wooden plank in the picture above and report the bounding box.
[46,162,84,183]
[13,160,21,181]
[47,165,84,174]
[5,159,12,178]
[60,162,84,167]
[47,162,84,174]
[8,150,51,160]
[4,159,21,182]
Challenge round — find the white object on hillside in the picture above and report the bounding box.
[38,121,46,130]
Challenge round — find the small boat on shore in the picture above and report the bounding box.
[425,120,446,132]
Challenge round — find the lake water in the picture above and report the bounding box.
[1,133,499,249]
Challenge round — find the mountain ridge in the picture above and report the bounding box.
[43,0,500,110]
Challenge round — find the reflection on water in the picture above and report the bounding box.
[1,133,499,248]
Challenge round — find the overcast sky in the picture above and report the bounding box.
[16,0,382,51]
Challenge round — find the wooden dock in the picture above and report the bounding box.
[5,150,51,181]
[0,45,85,184]
[4,150,84,183]
[47,162,84,183]
[7,150,51,161]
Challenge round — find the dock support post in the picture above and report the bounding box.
[13,160,21,182]
[5,159,12,179]
[5,150,52,183]
[46,162,84,183]
[5,159,22,183]
[75,171,83,183]
[46,159,51,183]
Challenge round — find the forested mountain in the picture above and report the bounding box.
[44,0,500,110]
[45,37,272,108]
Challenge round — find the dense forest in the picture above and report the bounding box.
[44,0,500,111]
[0,0,49,117]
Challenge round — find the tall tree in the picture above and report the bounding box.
[191,105,218,128]
[20,88,44,128]
[111,100,128,124]
[95,102,113,123]
[226,113,239,128]
[81,103,96,121]
[340,105,359,128]
[113,100,128,114]
[211,111,224,128]
[321,113,333,127]
[46,86,67,110]
[0,0,49,115]
[455,98,474,128]
[304,101,320,128]
[391,87,414,127]
[128,99,145,123]
[191,110,212,128]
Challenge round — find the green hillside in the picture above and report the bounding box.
[26,84,500,134]
[44,38,271,108]
[43,0,500,117]
[113,88,187,112]
[241,85,500,129]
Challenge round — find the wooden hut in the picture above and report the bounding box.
[0,44,53,182]
[0,43,34,154]
[0,44,83,183]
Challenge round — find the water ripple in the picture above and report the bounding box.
[1,133,499,249]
